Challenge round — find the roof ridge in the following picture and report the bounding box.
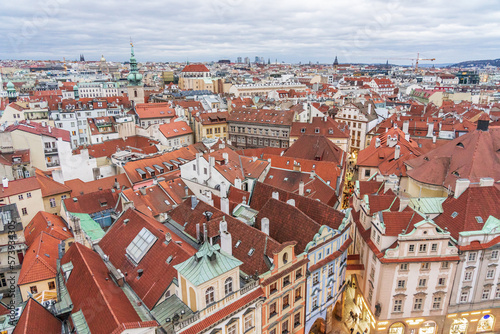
[74,243,123,328]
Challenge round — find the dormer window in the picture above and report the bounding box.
[205,287,215,305]
[225,277,233,296]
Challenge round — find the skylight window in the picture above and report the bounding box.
[126,227,157,265]
[248,248,255,256]
[475,216,484,224]
[451,212,458,218]
[235,240,241,248]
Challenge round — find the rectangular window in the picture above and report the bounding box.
[295,287,302,301]
[269,302,277,318]
[414,298,423,311]
[419,244,427,252]
[400,263,408,271]
[397,280,406,289]
[283,275,290,287]
[328,264,334,277]
[438,278,446,286]
[482,288,490,300]
[460,291,469,303]
[487,269,495,279]
[432,296,441,309]
[491,250,499,260]
[469,252,477,261]
[431,243,438,252]
[421,262,430,270]
[282,320,289,334]
[228,323,237,334]
[294,312,301,328]
[441,261,449,269]
[22,208,28,216]
[26,192,31,198]
[30,286,38,294]
[496,286,500,299]
[283,295,290,309]
[244,313,253,331]
[418,278,427,287]
[49,198,56,208]
[313,272,319,285]
[296,268,302,279]
[312,295,318,309]
[270,282,277,294]
[18,194,23,200]
[364,169,370,177]
[0,274,6,287]
[409,244,415,252]
[464,271,473,281]
[393,299,402,312]
[48,281,55,290]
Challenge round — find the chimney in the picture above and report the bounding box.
[2,177,8,188]
[386,135,391,146]
[384,174,399,193]
[394,145,401,160]
[184,186,189,197]
[432,135,437,144]
[286,199,296,206]
[298,181,305,196]
[426,123,434,137]
[323,115,327,122]
[261,217,270,235]
[203,223,208,242]
[234,178,242,190]
[375,138,381,148]
[190,196,199,210]
[139,187,146,195]
[220,217,232,255]
[222,152,229,165]
[114,178,120,189]
[165,232,172,244]
[368,104,372,114]
[454,179,470,198]
[220,182,227,197]
[479,177,494,187]
[272,191,279,200]
[48,126,52,133]
[196,223,200,241]
[405,133,410,142]
[209,155,215,168]
[221,197,230,214]
[402,120,409,134]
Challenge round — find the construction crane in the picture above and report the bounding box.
[373,53,436,72]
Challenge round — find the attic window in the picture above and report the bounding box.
[248,248,255,256]
[126,227,158,265]
[166,255,173,264]
[235,240,241,248]
[423,157,429,161]
[301,128,306,133]
[451,212,458,218]
[315,128,320,133]
[269,175,273,179]
[452,171,460,177]
[456,142,464,148]
[475,216,484,224]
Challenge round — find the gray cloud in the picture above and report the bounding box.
[1,0,499,64]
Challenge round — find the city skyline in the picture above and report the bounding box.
[1,0,499,64]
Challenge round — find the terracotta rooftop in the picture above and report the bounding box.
[13,298,62,334]
[18,232,60,286]
[283,135,345,164]
[181,64,210,73]
[290,117,349,138]
[228,108,294,126]
[63,189,119,215]
[4,120,70,142]
[24,211,73,247]
[159,121,193,139]
[73,135,159,158]
[135,103,176,120]
[0,177,40,198]
[65,174,131,196]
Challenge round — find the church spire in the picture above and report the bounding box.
[127,41,143,86]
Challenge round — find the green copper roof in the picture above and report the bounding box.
[151,295,193,326]
[460,216,500,237]
[71,310,91,334]
[173,242,242,286]
[69,212,105,241]
[409,197,446,214]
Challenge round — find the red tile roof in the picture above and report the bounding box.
[24,211,73,247]
[194,111,228,125]
[0,177,40,198]
[63,189,119,215]
[18,232,60,286]
[13,298,62,334]
[0,149,30,167]
[135,103,176,120]
[406,128,500,190]
[228,108,294,126]
[65,174,131,196]
[121,184,174,218]
[434,186,500,240]
[4,120,70,142]
[62,243,156,333]
[35,168,71,197]
[284,135,345,164]
[159,121,193,139]
[99,209,195,309]
[290,117,349,138]
[181,64,210,73]
[73,135,159,158]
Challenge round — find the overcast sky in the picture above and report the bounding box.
[1,0,499,64]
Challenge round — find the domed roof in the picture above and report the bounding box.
[6,81,15,89]
[100,55,106,62]
[127,72,143,83]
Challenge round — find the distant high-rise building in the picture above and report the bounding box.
[237,57,242,63]
[244,57,250,64]
[255,56,259,64]
[80,54,85,62]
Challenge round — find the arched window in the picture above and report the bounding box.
[225,277,233,296]
[283,252,288,264]
[205,287,215,305]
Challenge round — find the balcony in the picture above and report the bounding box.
[46,161,61,168]
[44,147,58,155]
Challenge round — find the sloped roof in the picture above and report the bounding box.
[290,117,349,138]
[434,186,500,240]
[284,135,345,164]
[406,128,500,189]
[0,177,40,198]
[18,232,60,286]
[13,298,62,334]
[5,120,70,142]
[62,243,154,333]
[35,169,71,197]
[65,174,131,196]
[181,64,210,72]
[174,242,242,286]
[73,135,159,159]
[63,189,119,215]
[24,211,73,247]
[159,121,193,139]
[228,108,294,126]
[99,209,195,309]
[135,103,176,120]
